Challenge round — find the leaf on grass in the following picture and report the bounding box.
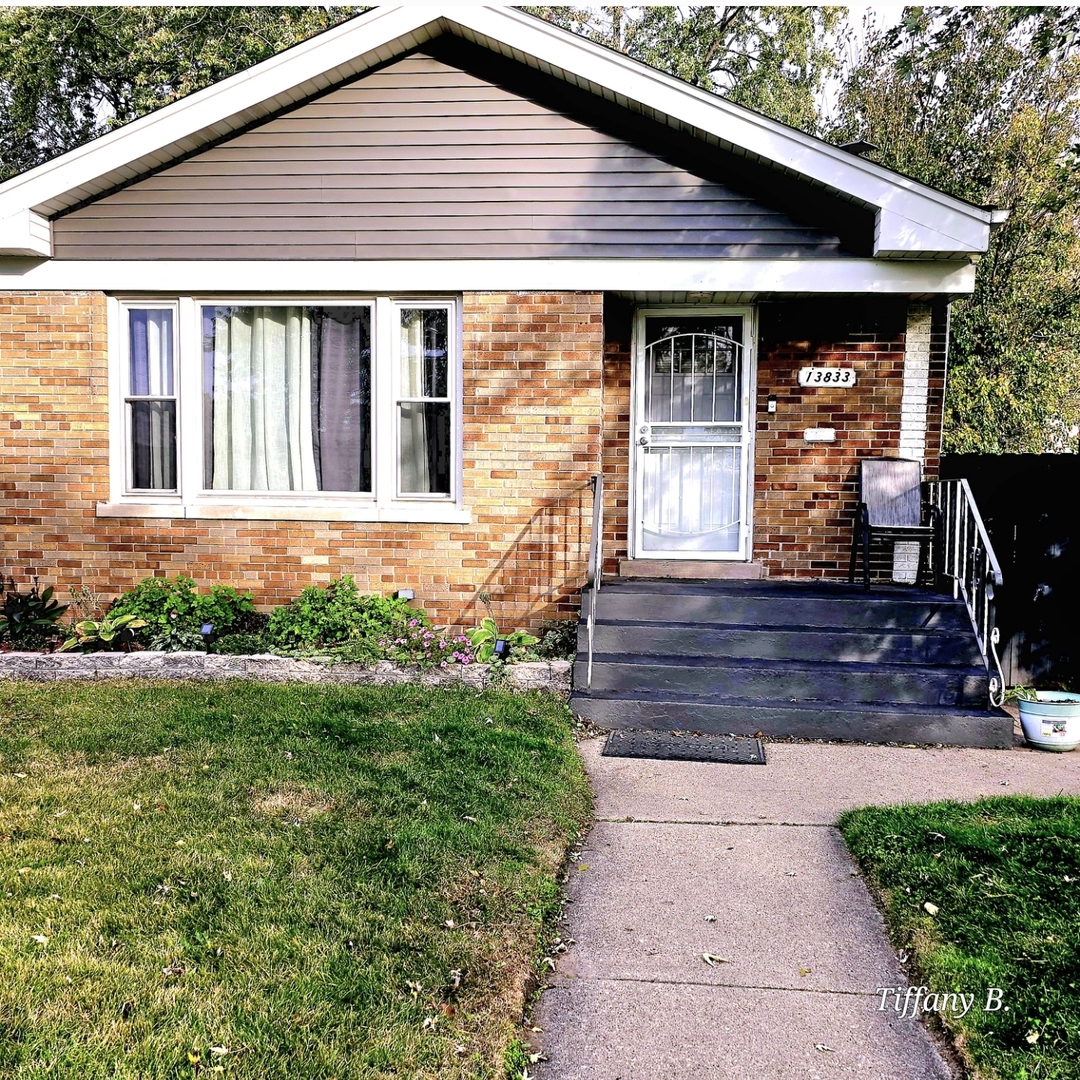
[444,920,455,929]
[1025,1031,1040,1044]
[30,934,48,945]
[209,1047,229,1056]
[463,815,477,823]
[422,1016,437,1031]
[923,902,939,916]
[577,864,589,872]
[701,953,730,965]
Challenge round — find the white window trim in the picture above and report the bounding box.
[99,294,469,523]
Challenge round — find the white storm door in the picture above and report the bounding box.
[633,310,753,560]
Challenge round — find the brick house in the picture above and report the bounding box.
[0,6,1001,638]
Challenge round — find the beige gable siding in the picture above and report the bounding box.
[52,53,845,260]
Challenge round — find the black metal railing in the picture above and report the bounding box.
[926,478,1005,707]
[585,473,604,689]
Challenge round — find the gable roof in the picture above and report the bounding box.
[0,5,1003,261]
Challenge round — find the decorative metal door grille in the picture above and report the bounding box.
[639,328,746,553]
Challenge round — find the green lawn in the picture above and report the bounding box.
[0,682,591,1080]
[840,796,1080,1080]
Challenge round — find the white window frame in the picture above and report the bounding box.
[101,294,468,523]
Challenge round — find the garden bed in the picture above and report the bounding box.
[0,651,572,692]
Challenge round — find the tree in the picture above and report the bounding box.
[832,7,1080,452]
[526,6,845,133]
[0,7,363,182]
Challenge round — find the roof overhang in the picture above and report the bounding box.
[0,257,978,298]
[0,5,1000,268]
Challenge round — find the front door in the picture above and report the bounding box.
[632,309,754,560]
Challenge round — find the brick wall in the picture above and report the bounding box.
[599,296,946,579]
[0,290,603,630]
[753,299,910,577]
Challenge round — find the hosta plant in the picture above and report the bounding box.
[60,614,147,652]
[467,617,538,663]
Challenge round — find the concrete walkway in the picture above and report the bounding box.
[535,735,1080,1080]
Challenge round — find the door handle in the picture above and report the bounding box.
[638,424,651,447]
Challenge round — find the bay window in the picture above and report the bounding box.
[105,296,463,522]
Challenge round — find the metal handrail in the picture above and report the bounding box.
[926,478,1006,707]
[585,473,604,689]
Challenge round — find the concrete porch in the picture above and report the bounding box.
[570,577,1014,748]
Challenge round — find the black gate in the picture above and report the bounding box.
[941,455,1079,688]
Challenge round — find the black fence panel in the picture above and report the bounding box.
[941,454,1079,689]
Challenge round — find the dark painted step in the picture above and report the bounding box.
[578,622,983,666]
[569,690,1013,749]
[589,587,971,632]
[575,655,988,707]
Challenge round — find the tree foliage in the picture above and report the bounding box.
[525,6,844,133]
[832,7,1080,452]
[0,6,363,182]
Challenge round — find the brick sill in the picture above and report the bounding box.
[96,502,472,524]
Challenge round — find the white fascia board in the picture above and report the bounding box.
[0,6,444,221]
[0,258,977,296]
[0,210,51,258]
[448,7,994,256]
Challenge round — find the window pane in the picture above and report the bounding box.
[129,309,174,396]
[400,308,448,398]
[400,401,451,494]
[130,400,176,490]
[202,306,371,492]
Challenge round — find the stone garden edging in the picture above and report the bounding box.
[0,651,571,694]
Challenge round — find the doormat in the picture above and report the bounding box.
[601,730,766,765]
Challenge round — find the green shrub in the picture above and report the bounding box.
[535,618,579,660]
[209,631,274,655]
[0,576,68,648]
[266,576,418,660]
[109,575,255,650]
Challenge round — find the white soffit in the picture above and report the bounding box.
[0,5,997,261]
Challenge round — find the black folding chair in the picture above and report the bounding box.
[848,458,937,590]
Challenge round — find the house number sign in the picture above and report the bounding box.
[798,367,857,387]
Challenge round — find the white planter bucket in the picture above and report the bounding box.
[1017,692,1080,752]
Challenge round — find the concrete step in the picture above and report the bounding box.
[578,623,983,666]
[574,655,988,708]
[568,690,1013,749]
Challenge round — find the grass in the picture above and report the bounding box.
[0,681,591,1080]
[839,796,1080,1080]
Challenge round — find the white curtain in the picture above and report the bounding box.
[399,311,431,493]
[211,307,318,491]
